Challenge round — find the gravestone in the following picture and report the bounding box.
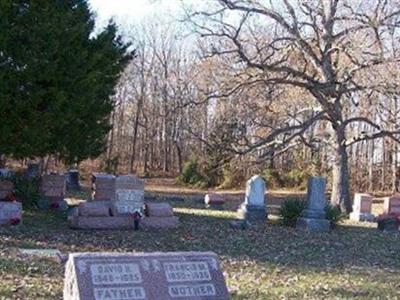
[113,175,145,215]
[92,173,116,201]
[0,202,22,225]
[63,252,229,300]
[204,194,225,210]
[67,169,81,191]
[349,193,374,222]
[27,163,40,178]
[237,175,267,222]
[383,195,400,214]
[144,203,179,229]
[0,168,12,178]
[296,177,330,232]
[39,174,68,210]
[0,179,14,200]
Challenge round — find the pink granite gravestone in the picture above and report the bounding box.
[78,201,111,217]
[383,195,400,214]
[40,174,67,210]
[145,203,173,217]
[63,252,229,300]
[92,173,116,201]
[0,180,14,200]
[349,193,374,222]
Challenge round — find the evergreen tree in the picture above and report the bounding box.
[0,0,131,163]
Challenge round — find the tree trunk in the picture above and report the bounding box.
[331,127,352,213]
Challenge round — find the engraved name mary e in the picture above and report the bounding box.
[63,252,230,300]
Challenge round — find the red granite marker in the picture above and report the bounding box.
[64,252,229,300]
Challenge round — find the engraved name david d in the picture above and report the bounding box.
[91,263,142,285]
[168,284,216,298]
[164,262,211,282]
[94,287,146,300]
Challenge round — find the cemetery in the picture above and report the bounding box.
[0,168,399,299]
[2,0,400,299]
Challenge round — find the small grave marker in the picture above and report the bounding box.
[349,193,374,222]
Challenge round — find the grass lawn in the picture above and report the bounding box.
[0,195,399,299]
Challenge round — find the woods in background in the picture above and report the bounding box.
[104,0,400,212]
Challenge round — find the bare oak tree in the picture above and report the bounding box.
[187,0,400,212]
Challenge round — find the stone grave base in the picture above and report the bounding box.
[205,194,225,210]
[0,201,22,225]
[237,204,267,222]
[296,217,331,232]
[69,215,135,230]
[349,212,375,222]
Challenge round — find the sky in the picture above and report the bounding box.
[88,0,187,25]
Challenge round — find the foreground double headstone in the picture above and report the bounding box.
[63,252,229,300]
[237,175,267,222]
[296,177,330,232]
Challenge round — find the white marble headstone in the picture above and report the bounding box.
[244,175,266,207]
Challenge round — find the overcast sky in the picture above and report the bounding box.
[89,0,186,24]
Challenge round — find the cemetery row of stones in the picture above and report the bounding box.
[1,166,400,232]
[2,169,400,300]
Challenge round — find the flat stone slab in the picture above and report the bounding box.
[63,252,229,300]
[145,203,174,217]
[141,217,179,229]
[19,248,66,263]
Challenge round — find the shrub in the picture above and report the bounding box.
[261,169,283,189]
[8,174,40,209]
[177,159,207,187]
[279,198,307,226]
[325,204,343,225]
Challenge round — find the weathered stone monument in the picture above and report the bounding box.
[26,162,40,178]
[296,176,330,232]
[237,175,267,222]
[92,173,116,201]
[39,174,68,210]
[0,201,22,225]
[67,169,81,191]
[383,195,400,214]
[204,194,225,210]
[349,193,374,222]
[113,175,145,215]
[63,252,229,300]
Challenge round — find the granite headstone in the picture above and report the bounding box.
[63,252,229,300]
[296,177,330,232]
